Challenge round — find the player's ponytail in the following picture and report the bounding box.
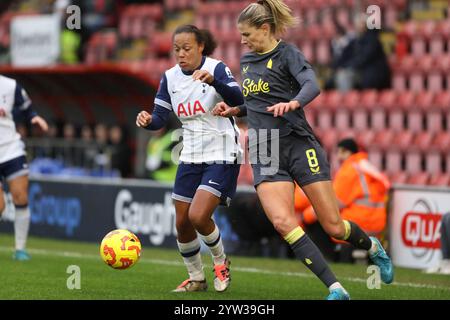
[238,0,297,35]
[173,25,217,56]
[198,29,217,56]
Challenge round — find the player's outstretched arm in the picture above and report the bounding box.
[212,102,242,118]
[136,105,171,130]
[30,115,49,132]
[136,110,153,128]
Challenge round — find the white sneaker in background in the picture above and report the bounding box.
[424,259,450,275]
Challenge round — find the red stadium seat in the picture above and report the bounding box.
[414,131,440,174]
[396,131,415,150]
[336,7,351,29]
[427,71,444,92]
[385,131,413,173]
[397,91,415,109]
[389,171,409,185]
[405,150,422,174]
[356,130,375,150]
[368,150,383,170]
[414,131,434,151]
[406,109,424,132]
[431,132,450,152]
[312,107,333,130]
[409,72,425,91]
[392,72,407,91]
[424,151,442,174]
[407,172,430,186]
[420,20,437,39]
[385,149,402,173]
[378,90,397,109]
[316,39,331,65]
[388,91,414,130]
[372,130,395,149]
[324,90,345,111]
[299,40,314,63]
[429,33,445,56]
[411,37,426,57]
[354,90,377,130]
[429,173,450,186]
[387,108,404,131]
[371,109,386,130]
[391,56,415,91]
[335,91,359,130]
[338,129,357,142]
[428,92,450,132]
[434,91,450,110]
[426,110,444,132]
[446,153,450,175]
[416,91,434,110]
[372,90,396,130]
[316,129,338,151]
[384,5,398,30]
[360,90,378,110]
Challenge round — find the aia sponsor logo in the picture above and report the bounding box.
[177,100,206,117]
[401,212,441,249]
[0,107,6,117]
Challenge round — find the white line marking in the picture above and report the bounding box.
[1,247,449,291]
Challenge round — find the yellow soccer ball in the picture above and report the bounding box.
[100,229,142,269]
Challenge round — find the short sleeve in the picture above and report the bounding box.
[154,73,172,110]
[13,84,32,111]
[284,44,311,79]
[213,62,240,88]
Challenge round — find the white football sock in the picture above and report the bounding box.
[14,206,30,251]
[199,224,226,265]
[329,282,346,292]
[177,238,205,281]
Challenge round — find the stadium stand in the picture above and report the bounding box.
[0,0,448,185]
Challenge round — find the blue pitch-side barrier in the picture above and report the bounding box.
[0,176,254,249]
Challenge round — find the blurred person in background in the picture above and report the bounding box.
[324,21,357,91]
[348,13,391,90]
[61,122,77,165]
[0,75,48,261]
[93,123,111,172]
[145,127,177,183]
[297,138,390,262]
[109,124,131,177]
[72,0,122,60]
[424,212,450,275]
[80,123,96,168]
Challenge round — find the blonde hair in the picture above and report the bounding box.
[237,0,297,35]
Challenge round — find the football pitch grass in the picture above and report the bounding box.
[0,234,449,300]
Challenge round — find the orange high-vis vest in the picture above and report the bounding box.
[295,152,390,234]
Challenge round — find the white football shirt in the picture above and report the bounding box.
[0,75,35,164]
[154,57,242,163]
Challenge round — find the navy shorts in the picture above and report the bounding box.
[251,133,331,187]
[172,162,240,206]
[0,156,29,183]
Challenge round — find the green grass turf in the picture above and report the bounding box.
[0,234,449,300]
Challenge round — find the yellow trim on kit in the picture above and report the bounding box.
[257,40,281,55]
[343,220,351,240]
[284,226,305,245]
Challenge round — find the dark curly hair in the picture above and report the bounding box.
[173,25,217,56]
